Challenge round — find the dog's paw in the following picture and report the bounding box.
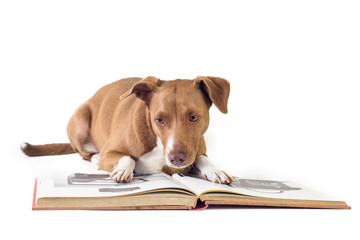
[110,168,133,183]
[91,153,100,165]
[195,155,234,184]
[110,156,135,183]
[203,170,234,184]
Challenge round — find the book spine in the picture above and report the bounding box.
[189,198,209,211]
[32,179,38,210]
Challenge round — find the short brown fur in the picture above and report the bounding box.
[22,76,230,180]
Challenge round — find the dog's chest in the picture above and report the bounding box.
[134,139,165,175]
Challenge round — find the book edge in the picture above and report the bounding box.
[32,178,37,210]
[204,200,351,209]
[32,205,192,210]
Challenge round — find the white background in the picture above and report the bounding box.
[0,0,359,239]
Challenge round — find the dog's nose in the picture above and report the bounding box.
[169,152,186,166]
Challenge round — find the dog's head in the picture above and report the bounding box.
[121,76,230,170]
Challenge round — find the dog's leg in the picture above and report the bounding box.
[99,151,135,183]
[67,103,99,161]
[195,155,234,184]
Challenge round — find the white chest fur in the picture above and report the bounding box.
[134,138,165,174]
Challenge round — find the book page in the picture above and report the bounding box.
[173,174,336,201]
[36,170,194,198]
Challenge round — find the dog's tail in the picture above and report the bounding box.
[20,142,76,157]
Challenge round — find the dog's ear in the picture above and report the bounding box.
[195,76,230,114]
[120,76,160,103]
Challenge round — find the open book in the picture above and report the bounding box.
[33,171,350,210]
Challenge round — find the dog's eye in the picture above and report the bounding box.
[189,115,199,123]
[155,118,165,126]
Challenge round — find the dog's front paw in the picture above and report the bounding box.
[203,169,234,184]
[110,156,135,183]
[195,155,234,184]
[110,168,134,183]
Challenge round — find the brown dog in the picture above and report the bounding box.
[22,76,233,183]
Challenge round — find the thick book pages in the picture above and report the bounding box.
[32,171,350,210]
[172,174,351,210]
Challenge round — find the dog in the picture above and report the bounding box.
[21,76,233,184]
